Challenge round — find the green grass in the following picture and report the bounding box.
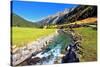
[74,27,97,61]
[12,27,56,47]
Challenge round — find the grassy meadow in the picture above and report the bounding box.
[12,27,56,47]
[74,27,97,61]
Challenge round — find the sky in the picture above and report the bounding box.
[12,1,78,22]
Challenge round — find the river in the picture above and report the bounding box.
[17,30,72,66]
[25,32,71,65]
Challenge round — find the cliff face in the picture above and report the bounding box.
[38,5,97,25]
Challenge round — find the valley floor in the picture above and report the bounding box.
[11,26,97,66]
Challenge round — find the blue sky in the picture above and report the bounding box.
[12,1,78,22]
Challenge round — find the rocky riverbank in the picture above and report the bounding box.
[61,28,83,63]
[11,31,58,66]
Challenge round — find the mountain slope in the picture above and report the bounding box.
[64,5,97,23]
[38,8,75,25]
[38,5,97,25]
[12,13,39,27]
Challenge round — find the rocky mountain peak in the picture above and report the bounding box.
[38,5,97,25]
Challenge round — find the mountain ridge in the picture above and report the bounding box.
[38,5,97,25]
[12,13,39,27]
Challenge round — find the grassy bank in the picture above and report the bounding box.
[12,27,56,47]
[74,27,97,61]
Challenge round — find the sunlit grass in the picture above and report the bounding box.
[74,27,97,61]
[12,27,56,47]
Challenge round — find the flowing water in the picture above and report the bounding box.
[28,34,70,65]
[34,44,61,64]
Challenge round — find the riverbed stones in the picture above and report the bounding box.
[29,57,41,64]
[61,28,83,63]
[12,48,19,54]
[13,53,21,62]
[12,32,58,66]
[22,50,30,56]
